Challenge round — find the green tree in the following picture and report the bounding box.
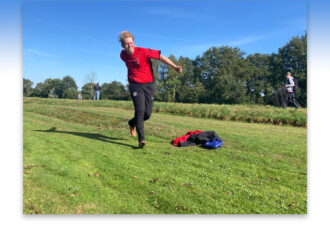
[81,83,94,100]
[31,82,44,97]
[23,78,33,97]
[155,61,168,101]
[62,75,77,90]
[84,72,97,100]
[175,57,206,103]
[196,46,248,104]
[270,33,307,107]
[62,75,78,99]
[245,53,273,104]
[63,88,78,99]
[151,59,161,86]
[156,55,181,102]
[38,78,63,98]
[101,81,129,100]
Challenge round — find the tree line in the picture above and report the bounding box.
[24,33,307,107]
[23,76,130,100]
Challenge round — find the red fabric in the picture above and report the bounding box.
[172,130,203,146]
[120,47,161,84]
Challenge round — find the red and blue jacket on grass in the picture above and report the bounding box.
[172,130,203,146]
[120,47,161,84]
[172,130,223,149]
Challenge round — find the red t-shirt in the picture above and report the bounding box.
[120,47,161,84]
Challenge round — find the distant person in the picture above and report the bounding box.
[77,93,82,100]
[284,72,298,109]
[94,82,101,101]
[119,31,182,148]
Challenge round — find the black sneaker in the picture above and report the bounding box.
[139,141,145,148]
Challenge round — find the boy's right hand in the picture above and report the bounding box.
[175,66,183,73]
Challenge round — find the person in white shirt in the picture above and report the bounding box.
[284,72,298,109]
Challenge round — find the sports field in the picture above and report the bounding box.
[23,98,307,214]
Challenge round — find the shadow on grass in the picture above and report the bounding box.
[34,127,139,149]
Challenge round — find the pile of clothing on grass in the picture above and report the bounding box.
[172,130,223,149]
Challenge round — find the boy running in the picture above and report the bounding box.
[119,31,182,148]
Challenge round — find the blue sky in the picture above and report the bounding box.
[22,0,307,89]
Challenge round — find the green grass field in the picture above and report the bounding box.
[23,98,307,214]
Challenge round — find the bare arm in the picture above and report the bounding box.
[159,55,182,73]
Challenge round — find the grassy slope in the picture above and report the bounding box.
[23,97,307,127]
[23,99,307,214]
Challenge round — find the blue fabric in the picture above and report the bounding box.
[94,91,100,100]
[202,137,223,149]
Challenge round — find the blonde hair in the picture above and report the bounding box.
[119,31,134,45]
